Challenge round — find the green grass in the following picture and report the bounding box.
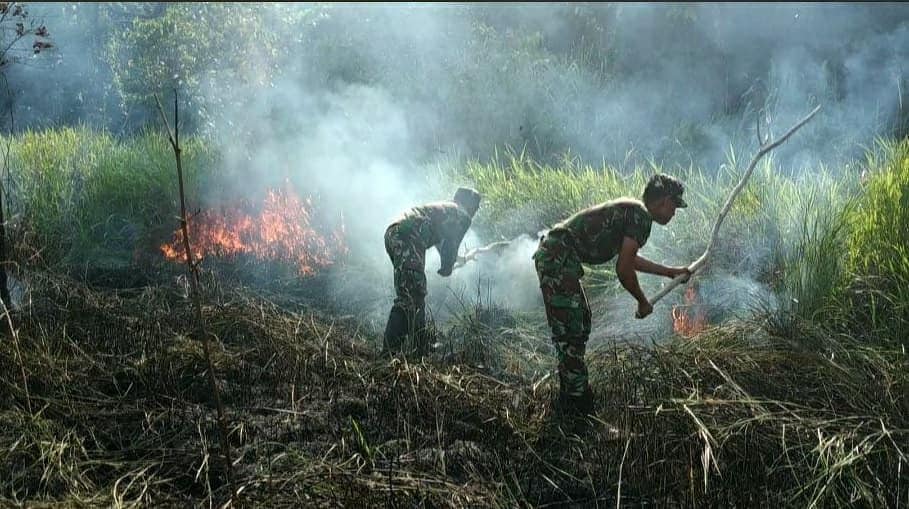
[844,138,909,341]
[2,126,218,270]
[460,149,638,239]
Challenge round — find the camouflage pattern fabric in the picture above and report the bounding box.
[390,202,472,272]
[384,222,428,314]
[549,198,653,264]
[384,202,472,352]
[533,198,653,398]
[534,232,591,397]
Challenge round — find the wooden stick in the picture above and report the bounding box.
[646,105,821,308]
[452,240,513,269]
[0,287,29,413]
[0,74,24,410]
[155,91,237,506]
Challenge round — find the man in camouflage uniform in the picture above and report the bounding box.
[384,187,482,355]
[534,174,691,415]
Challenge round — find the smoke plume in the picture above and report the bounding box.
[8,3,909,342]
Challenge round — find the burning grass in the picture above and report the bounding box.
[160,185,348,276]
[672,281,708,337]
[1,270,906,507]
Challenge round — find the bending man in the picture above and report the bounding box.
[384,187,482,354]
[533,174,691,414]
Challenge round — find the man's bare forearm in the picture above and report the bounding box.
[618,261,648,304]
[634,255,674,277]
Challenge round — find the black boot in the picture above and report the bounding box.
[383,307,408,354]
[411,305,430,356]
[557,378,595,417]
[572,385,595,416]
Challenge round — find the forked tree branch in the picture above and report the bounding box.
[645,104,822,309]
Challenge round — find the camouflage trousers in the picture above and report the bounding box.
[533,233,592,398]
[384,223,427,352]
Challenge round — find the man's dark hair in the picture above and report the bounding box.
[643,174,687,208]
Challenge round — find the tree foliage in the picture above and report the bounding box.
[0,2,53,73]
[106,3,307,132]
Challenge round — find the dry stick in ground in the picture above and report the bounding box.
[154,91,238,506]
[0,290,29,412]
[0,74,24,410]
[642,105,822,314]
[0,82,13,316]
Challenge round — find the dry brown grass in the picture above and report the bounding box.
[1,268,906,508]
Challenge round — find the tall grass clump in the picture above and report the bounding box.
[734,158,859,332]
[4,127,218,269]
[461,149,643,239]
[844,138,909,342]
[776,196,852,326]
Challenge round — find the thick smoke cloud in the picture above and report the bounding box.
[7,3,909,342]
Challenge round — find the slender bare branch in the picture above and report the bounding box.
[153,94,176,150]
[157,90,237,507]
[0,286,28,413]
[646,104,821,308]
[0,72,13,314]
[0,62,18,401]
[756,110,764,146]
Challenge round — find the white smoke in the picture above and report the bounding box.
[7,4,909,341]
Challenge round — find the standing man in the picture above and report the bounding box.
[384,187,482,355]
[534,174,691,415]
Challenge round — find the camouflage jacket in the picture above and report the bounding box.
[390,201,472,271]
[542,198,652,264]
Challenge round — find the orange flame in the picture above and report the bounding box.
[160,186,347,276]
[672,284,708,337]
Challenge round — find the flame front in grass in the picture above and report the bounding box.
[672,284,708,337]
[160,187,347,276]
